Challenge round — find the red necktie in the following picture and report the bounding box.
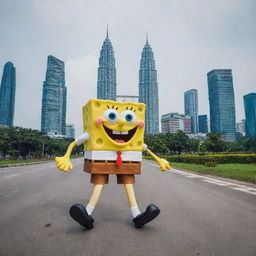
[116,151,122,166]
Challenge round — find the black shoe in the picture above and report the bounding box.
[133,204,160,228]
[69,203,94,229]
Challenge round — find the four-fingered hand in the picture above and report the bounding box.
[157,158,171,172]
[55,156,73,172]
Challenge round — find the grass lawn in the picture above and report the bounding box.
[170,162,256,184]
[0,156,83,167]
[0,158,55,166]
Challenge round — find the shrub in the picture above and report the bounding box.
[204,161,216,167]
[163,154,256,164]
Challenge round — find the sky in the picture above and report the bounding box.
[0,0,255,135]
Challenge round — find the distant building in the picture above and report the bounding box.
[236,119,245,136]
[184,89,198,133]
[188,133,207,140]
[207,69,236,142]
[161,112,191,134]
[198,115,208,134]
[243,93,256,137]
[0,62,16,127]
[47,132,66,140]
[66,124,75,138]
[97,30,117,100]
[41,55,67,135]
[139,37,159,134]
[116,95,139,103]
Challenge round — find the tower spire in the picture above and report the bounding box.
[106,25,109,39]
[146,30,148,43]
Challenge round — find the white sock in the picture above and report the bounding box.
[130,206,141,218]
[86,205,94,215]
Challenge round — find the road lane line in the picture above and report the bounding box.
[232,187,256,195]
[144,161,256,196]
[1,174,20,179]
[4,189,20,197]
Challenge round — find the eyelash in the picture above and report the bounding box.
[106,106,136,112]
[126,107,136,112]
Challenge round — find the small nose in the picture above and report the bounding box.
[118,117,126,127]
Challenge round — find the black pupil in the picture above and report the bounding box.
[109,112,116,120]
[126,114,133,121]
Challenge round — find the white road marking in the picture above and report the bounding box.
[4,189,20,197]
[144,161,256,196]
[1,174,20,179]
[0,168,22,174]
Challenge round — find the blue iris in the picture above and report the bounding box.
[125,114,133,122]
[109,112,116,120]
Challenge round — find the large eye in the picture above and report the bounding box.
[103,109,119,124]
[121,110,137,124]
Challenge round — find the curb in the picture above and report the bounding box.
[0,157,83,169]
[143,159,256,186]
[0,160,55,168]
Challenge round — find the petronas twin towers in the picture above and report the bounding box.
[97,31,159,134]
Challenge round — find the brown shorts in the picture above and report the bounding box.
[91,174,135,185]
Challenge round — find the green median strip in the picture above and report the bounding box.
[0,156,82,167]
[0,158,55,166]
[170,162,256,184]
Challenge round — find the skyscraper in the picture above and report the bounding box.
[97,30,117,100]
[184,89,198,133]
[198,115,208,134]
[0,62,16,127]
[243,93,256,137]
[41,55,66,135]
[207,69,236,142]
[139,38,159,134]
[66,123,75,138]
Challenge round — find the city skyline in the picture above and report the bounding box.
[0,62,16,127]
[0,1,255,134]
[139,38,159,134]
[97,30,117,100]
[184,89,198,133]
[243,93,256,137]
[207,69,236,142]
[41,55,67,135]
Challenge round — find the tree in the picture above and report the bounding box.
[203,133,227,153]
[166,131,190,154]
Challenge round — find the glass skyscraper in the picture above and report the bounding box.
[198,114,208,134]
[243,93,256,137]
[41,55,66,135]
[184,89,198,133]
[0,62,16,127]
[66,123,75,138]
[97,31,117,100]
[207,69,236,142]
[139,38,159,134]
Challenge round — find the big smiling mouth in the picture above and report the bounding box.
[103,125,137,143]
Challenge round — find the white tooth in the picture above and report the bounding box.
[121,131,128,135]
[113,130,121,134]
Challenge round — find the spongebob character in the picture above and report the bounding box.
[56,99,170,229]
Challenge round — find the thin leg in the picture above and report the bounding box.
[86,184,103,214]
[124,184,141,217]
[124,184,138,207]
[69,184,103,228]
[124,184,160,228]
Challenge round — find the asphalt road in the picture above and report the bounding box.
[0,158,256,256]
